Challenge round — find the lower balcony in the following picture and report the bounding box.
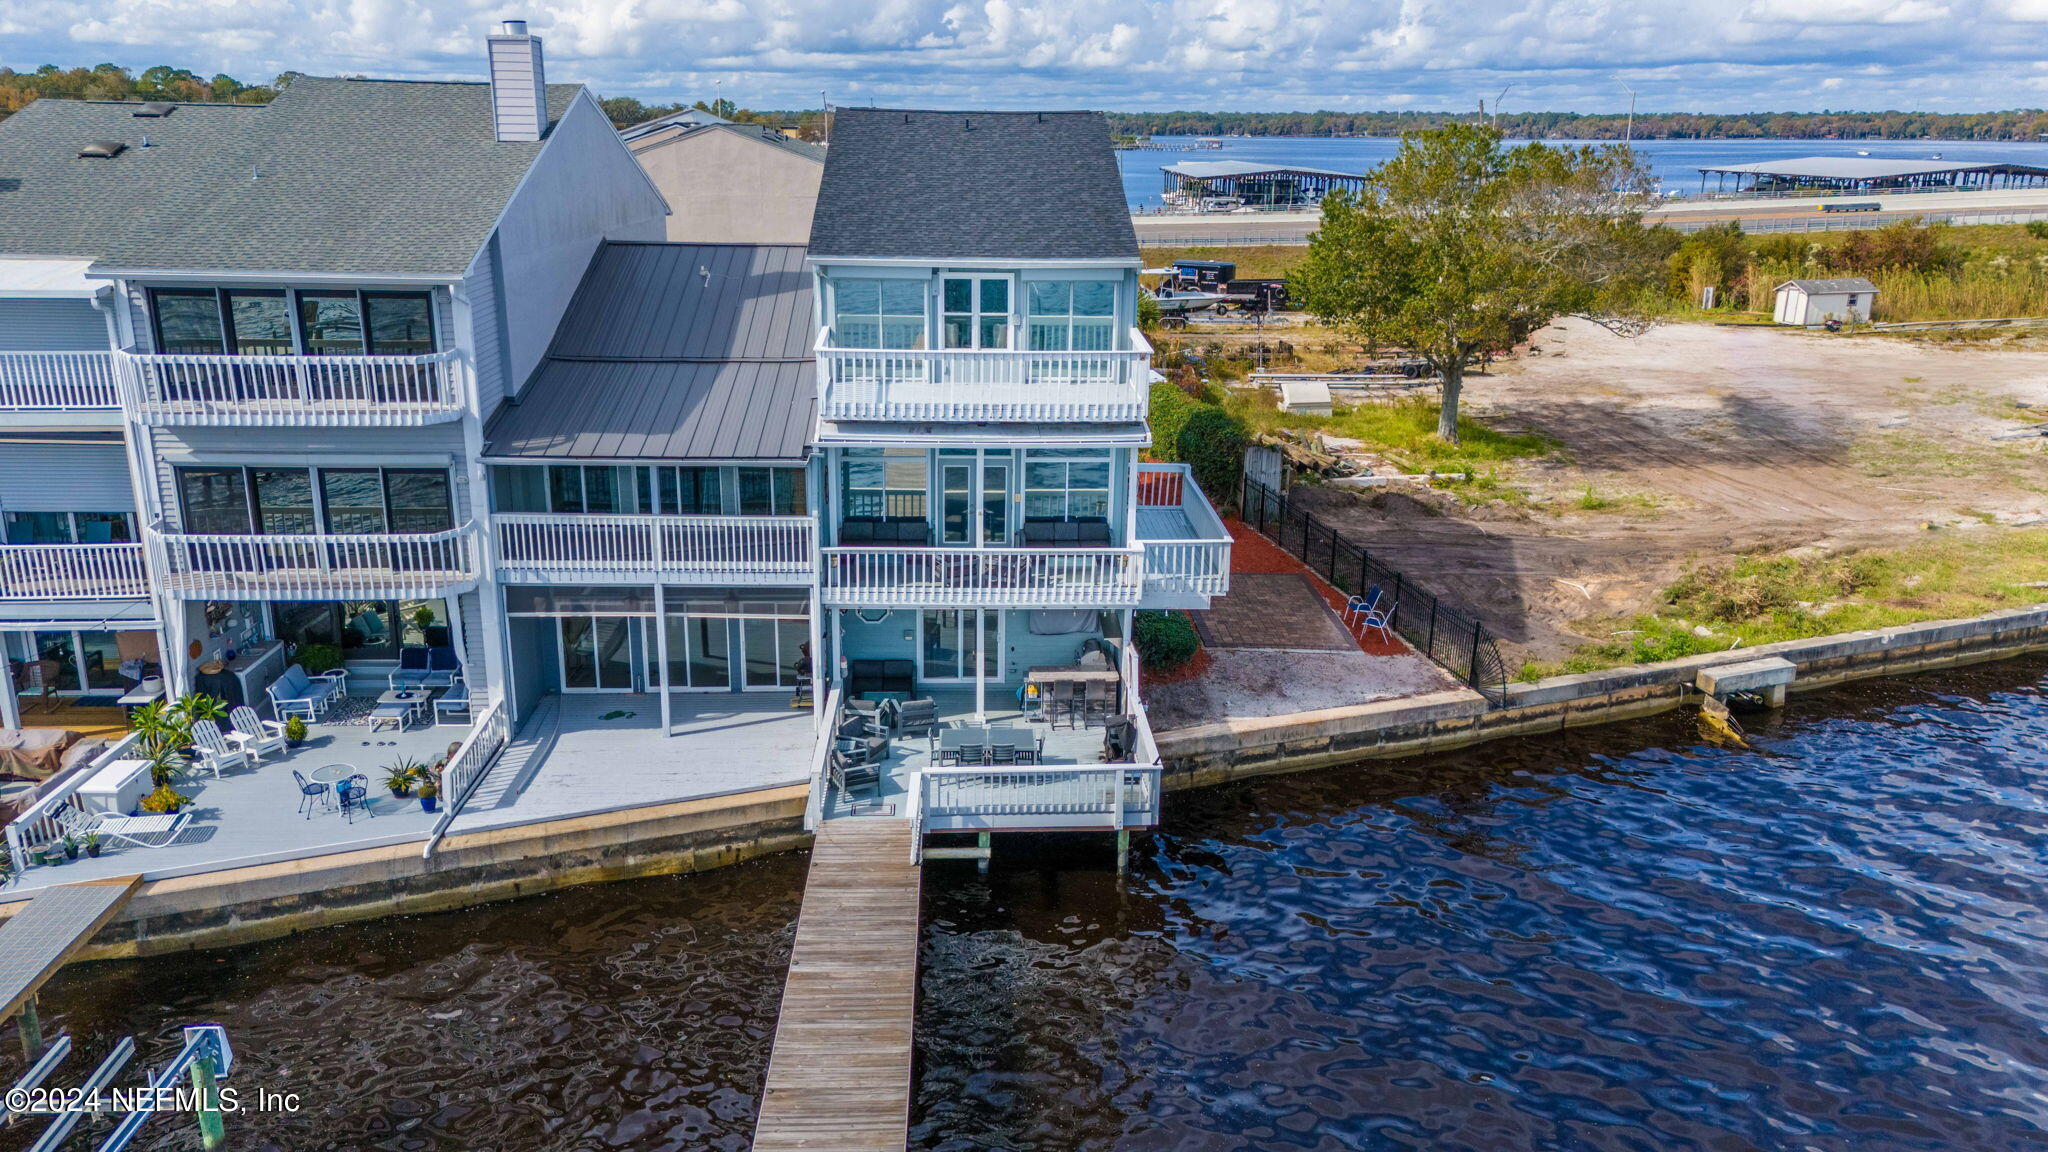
[118,349,465,426]
[493,513,815,585]
[0,352,120,412]
[1134,463,1233,606]
[820,546,1145,608]
[0,543,149,600]
[147,523,481,600]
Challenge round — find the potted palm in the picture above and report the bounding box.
[141,744,184,789]
[84,832,101,859]
[129,699,190,759]
[384,759,423,799]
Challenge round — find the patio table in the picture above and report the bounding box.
[371,689,428,732]
[308,763,357,786]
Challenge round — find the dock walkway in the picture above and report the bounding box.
[752,819,920,1151]
[0,876,142,1055]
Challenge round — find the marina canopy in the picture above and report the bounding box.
[1694,156,2048,194]
[1160,161,1367,206]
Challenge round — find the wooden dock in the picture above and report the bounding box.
[752,819,921,1152]
[0,876,142,1058]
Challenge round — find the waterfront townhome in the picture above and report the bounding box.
[803,109,1233,845]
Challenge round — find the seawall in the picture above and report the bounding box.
[1156,605,2048,790]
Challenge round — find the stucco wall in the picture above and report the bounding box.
[631,127,822,245]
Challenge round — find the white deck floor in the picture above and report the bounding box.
[448,692,818,833]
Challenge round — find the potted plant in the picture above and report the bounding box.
[417,776,439,815]
[60,834,78,861]
[384,759,422,798]
[412,604,437,638]
[141,782,192,815]
[296,643,345,676]
[130,699,191,759]
[27,844,49,869]
[84,832,101,859]
[141,744,185,789]
[284,715,308,747]
[176,693,229,728]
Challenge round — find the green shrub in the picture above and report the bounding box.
[1177,404,1249,506]
[1148,380,1198,463]
[296,642,344,674]
[2028,220,2048,241]
[1133,611,1200,672]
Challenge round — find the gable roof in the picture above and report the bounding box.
[485,242,815,462]
[807,108,1136,263]
[1779,277,1878,294]
[0,77,579,276]
[626,119,825,164]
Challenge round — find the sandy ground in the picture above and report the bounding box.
[1295,318,2048,664]
[1149,647,1456,730]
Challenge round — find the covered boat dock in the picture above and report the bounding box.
[1695,156,2048,196]
[1160,160,1367,207]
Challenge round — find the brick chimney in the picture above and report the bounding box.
[487,19,547,143]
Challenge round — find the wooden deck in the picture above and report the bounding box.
[0,876,141,1024]
[752,819,920,1152]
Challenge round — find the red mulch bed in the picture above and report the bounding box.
[1220,518,1410,657]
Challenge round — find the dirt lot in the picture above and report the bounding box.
[1289,318,2048,665]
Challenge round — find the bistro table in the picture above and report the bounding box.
[308,763,357,786]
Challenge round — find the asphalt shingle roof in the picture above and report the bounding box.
[0,77,578,276]
[807,108,1136,262]
[486,242,815,462]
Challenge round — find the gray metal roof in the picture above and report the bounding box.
[1698,157,2048,180]
[1160,160,1363,179]
[0,77,579,275]
[626,119,826,163]
[1779,277,1878,294]
[486,242,815,462]
[808,108,1137,263]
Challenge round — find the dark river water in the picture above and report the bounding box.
[12,657,2048,1151]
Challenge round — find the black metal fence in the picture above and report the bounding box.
[1239,476,1511,705]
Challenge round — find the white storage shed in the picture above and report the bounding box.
[1773,278,1878,327]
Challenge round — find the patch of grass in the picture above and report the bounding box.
[1545,529,2048,675]
[1223,392,1555,468]
[1140,245,1312,281]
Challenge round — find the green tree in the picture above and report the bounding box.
[1293,124,1657,442]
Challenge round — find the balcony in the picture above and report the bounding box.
[1134,463,1233,606]
[815,326,1151,424]
[0,352,120,412]
[821,546,1144,608]
[0,543,148,600]
[494,514,816,585]
[147,522,481,600]
[118,349,465,427]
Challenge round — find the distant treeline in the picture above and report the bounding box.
[1104,110,2048,142]
[0,64,281,121]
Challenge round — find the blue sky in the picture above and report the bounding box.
[3,0,2044,112]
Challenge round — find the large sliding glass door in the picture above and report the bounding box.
[919,610,1000,682]
[742,618,807,690]
[663,616,732,691]
[559,616,638,692]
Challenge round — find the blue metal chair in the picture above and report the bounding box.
[292,768,331,818]
[1343,586,1384,631]
[336,774,374,823]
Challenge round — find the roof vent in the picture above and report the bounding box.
[487,18,548,142]
[78,140,126,159]
[133,102,175,118]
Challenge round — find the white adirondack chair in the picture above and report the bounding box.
[227,705,289,762]
[189,719,252,778]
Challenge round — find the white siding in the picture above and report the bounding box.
[0,441,134,511]
[490,93,668,398]
[0,299,107,351]
[465,241,509,418]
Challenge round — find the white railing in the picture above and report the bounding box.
[0,351,119,410]
[147,521,481,600]
[118,348,465,426]
[821,546,1145,607]
[802,686,844,832]
[6,733,142,868]
[0,543,149,600]
[916,764,1161,831]
[421,699,511,856]
[1135,463,1233,600]
[494,514,816,583]
[816,326,1152,423]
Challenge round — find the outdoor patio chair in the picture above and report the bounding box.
[228,705,288,762]
[1343,587,1384,632]
[421,647,463,689]
[388,647,433,691]
[57,807,192,850]
[1046,681,1080,729]
[894,699,941,742]
[1358,599,1398,644]
[268,663,345,721]
[828,749,881,800]
[1082,680,1115,727]
[337,773,374,823]
[434,677,471,725]
[190,719,252,778]
[292,768,332,818]
[987,730,1019,765]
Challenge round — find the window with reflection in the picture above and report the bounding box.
[1024,449,1113,521]
[297,291,364,355]
[832,278,925,349]
[738,468,805,515]
[224,290,293,355]
[1026,281,1116,352]
[145,288,435,356]
[177,466,454,536]
[150,289,225,354]
[840,448,927,520]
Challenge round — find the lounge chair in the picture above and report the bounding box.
[228,705,288,761]
[388,647,432,691]
[268,663,346,721]
[57,807,192,850]
[189,720,251,778]
[434,677,471,725]
[828,749,880,800]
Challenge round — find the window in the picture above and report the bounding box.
[146,288,435,356]
[832,278,925,349]
[251,469,317,534]
[1024,449,1113,521]
[2,512,134,545]
[1026,281,1116,352]
[177,468,253,534]
[320,469,387,533]
[541,465,636,515]
[942,276,1010,349]
[386,470,454,533]
[738,468,805,515]
[841,448,927,520]
[177,467,454,536]
[657,466,724,515]
[272,598,448,660]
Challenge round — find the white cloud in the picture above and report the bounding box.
[0,0,2035,111]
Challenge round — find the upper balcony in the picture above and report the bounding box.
[494,513,817,585]
[815,326,1151,425]
[0,352,121,414]
[146,521,482,601]
[0,543,149,601]
[821,545,1145,608]
[117,349,466,428]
